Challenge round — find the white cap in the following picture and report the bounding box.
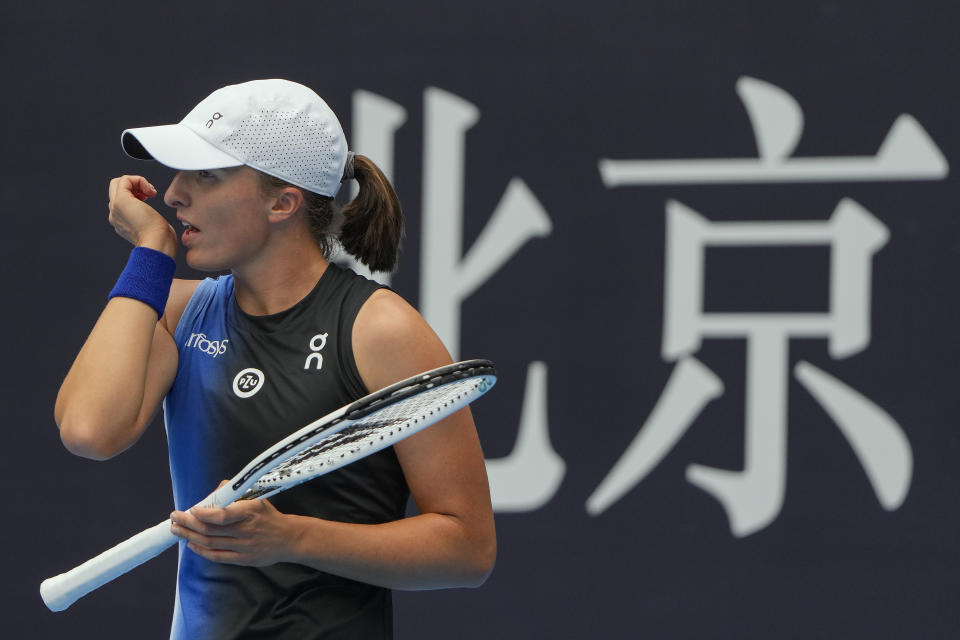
[121,79,349,197]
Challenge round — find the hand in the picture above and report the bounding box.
[169,495,299,567]
[108,175,177,256]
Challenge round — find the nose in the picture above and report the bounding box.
[164,171,190,209]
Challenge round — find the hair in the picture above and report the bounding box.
[258,154,404,272]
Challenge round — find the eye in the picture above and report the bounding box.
[197,170,215,179]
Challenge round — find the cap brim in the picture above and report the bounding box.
[121,124,243,170]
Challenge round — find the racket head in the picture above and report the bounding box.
[212,359,497,505]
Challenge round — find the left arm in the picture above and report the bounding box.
[171,289,497,590]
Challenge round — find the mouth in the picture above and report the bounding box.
[179,219,200,243]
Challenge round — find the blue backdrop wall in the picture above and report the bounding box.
[3,2,957,638]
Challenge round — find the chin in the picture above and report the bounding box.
[185,251,228,273]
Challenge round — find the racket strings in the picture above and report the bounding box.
[250,376,487,493]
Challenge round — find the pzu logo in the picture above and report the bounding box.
[304,333,328,371]
[233,368,265,398]
[186,332,229,358]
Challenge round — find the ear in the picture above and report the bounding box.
[267,187,304,223]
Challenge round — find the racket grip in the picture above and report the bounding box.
[40,519,177,612]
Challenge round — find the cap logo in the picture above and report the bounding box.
[205,112,223,128]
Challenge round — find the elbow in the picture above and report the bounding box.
[57,414,129,461]
[461,535,497,588]
[55,388,141,460]
[450,511,497,588]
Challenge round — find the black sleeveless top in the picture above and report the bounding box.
[164,264,408,639]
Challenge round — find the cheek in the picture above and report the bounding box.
[210,199,264,232]
[217,206,271,249]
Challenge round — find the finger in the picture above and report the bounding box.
[170,509,233,535]
[171,521,238,552]
[186,542,245,565]
[135,179,158,200]
[190,505,249,526]
[112,175,136,198]
[170,509,205,534]
[169,511,240,543]
[110,175,156,200]
[127,176,158,201]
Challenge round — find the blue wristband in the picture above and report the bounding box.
[108,247,177,318]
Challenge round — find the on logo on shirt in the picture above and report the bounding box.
[304,333,328,371]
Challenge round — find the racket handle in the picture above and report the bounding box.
[40,519,177,612]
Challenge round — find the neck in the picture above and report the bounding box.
[231,238,331,316]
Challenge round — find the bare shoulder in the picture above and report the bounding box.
[159,278,203,336]
[353,288,453,393]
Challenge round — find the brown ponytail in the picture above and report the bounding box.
[257,154,404,272]
[339,154,404,272]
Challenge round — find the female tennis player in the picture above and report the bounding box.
[54,79,496,639]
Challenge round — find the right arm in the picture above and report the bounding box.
[54,176,197,460]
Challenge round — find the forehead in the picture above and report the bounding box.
[202,165,262,188]
[215,165,256,179]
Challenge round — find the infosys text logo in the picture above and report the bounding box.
[185,332,229,358]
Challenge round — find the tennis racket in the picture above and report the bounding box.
[41,359,497,612]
